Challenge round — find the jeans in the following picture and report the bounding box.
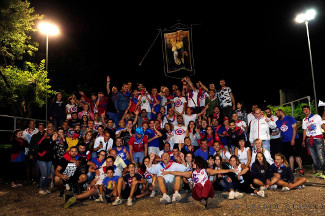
[107,111,119,128]
[307,138,325,171]
[133,151,145,164]
[37,160,52,190]
[219,179,233,191]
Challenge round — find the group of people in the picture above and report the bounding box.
[9,75,325,208]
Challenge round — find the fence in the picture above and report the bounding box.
[0,115,46,147]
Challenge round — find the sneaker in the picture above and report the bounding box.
[319,174,325,179]
[50,182,54,189]
[260,186,267,191]
[228,191,235,200]
[299,169,304,176]
[95,195,104,202]
[39,190,47,195]
[104,194,112,203]
[282,187,290,192]
[269,185,277,190]
[312,172,322,178]
[150,190,156,198]
[112,197,122,206]
[46,190,51,194]
[234,192,244,199]
[257,190,265,198]
[127,198,133,206]
[160,194,171,204]
[172,191,182,202]
[64,197,77,208]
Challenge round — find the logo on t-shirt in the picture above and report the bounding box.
[175,99,183,107]
[280,125,288,132]
[175,128,185,135]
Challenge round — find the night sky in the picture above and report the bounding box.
[30,0,325,110]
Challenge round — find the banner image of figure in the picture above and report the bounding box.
[162,29,194,75]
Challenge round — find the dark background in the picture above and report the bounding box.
[29,0,325,110]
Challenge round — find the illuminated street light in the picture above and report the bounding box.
[38,22,59,124]
[295,9,317,113]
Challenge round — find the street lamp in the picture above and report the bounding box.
[295,9,318,113]
[38,22,59,124]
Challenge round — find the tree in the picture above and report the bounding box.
[0,0,43,65]
[0,60,54,117]
[0,0,53,117]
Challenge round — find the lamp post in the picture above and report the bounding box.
[295,9,318,113]
[38,22,59,124]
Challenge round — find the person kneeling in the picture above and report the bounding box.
[267,153,306,191]
[147,152,187,203]
[112,163,147,206]
[162,156,234,208]
[64,166,118,208]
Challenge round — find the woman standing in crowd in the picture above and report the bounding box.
[37,127,55,194]
[250,139,274,167]
[234,138,251,166]
[49,92,65,130]
[186,121,200,149]
[10,129,27,187]
[66,96,78,120]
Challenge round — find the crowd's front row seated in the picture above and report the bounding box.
[59,139,306,208]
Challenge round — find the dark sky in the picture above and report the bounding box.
[30,0,325,109]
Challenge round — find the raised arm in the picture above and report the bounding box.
[106,76,111,95]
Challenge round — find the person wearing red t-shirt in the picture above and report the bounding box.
[128,127,148,165]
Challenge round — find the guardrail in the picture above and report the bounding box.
[0,114,46,133]
[278,96,311,117]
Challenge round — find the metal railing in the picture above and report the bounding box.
[279,96,311,117]
[0,114,46,133]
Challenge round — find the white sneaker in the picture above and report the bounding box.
[282,187,290,192]
[112,197,122,206]
[95,195,103,202]
[260,186,267,191]
[269,185,277,190]
[160,193,171,204]
[127,198,133,206]
[150,190,156,198]
[234,192,244,199]
[228,191,235,200]
[39,190,47,195]
[257,190,265,198]
[172,191,182,202]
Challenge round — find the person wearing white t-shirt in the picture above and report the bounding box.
[172,89,187,115]
[93,132,114,155]
[162,107,178,127]
[302,105,325,177]
[138,89,152,120]
[174,105,208,127]
[173,115,187,149]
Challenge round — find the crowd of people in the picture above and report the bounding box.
[9,75,325,208]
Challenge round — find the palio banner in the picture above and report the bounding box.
[162,28,194,78]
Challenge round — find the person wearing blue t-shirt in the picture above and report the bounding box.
[194,139,215,161]
[113,137,130,165]
[145,120,162,155]
[100,166,119,203]
[276,109,304,175]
